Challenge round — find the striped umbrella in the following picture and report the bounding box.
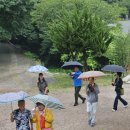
[29,94,65,110]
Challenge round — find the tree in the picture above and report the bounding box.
[105,31,130,68]
[0,0,34,41]
[31,0,124,68]
[46,7,112,70]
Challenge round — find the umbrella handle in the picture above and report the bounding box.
[11,102,13,112]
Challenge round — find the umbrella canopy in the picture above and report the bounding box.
[29,94,65,110]
[78,71,106,79]
[61,61,83,69]
[123,74,130,82]
[101,65,126,73]
[0,91,29,104]
[28,65,48,73]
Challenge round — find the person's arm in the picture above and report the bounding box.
[94,84,100,94]
[30,119,33,130]
[31,109,37,123]
[29,111,34,130]
[45,109,54,123]
[86,84,89,95]
[10,112,14,122]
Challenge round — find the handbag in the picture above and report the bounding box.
[120,88,124,95]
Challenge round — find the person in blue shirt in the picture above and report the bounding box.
[70,66,86,106]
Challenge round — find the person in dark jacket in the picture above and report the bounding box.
[112,72,128,111]
[70,66,86,106]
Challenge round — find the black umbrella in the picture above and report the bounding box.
[101,65,126,73]
[61,61,83,69]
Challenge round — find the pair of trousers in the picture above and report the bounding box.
[74,87,84,104]
[113,92,128,110]
[86,102,98,124]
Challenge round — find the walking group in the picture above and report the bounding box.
[70,66,128,127]
[7,62,128,130]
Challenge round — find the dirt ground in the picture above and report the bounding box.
[0,77,130,130]
[0,43,130,130]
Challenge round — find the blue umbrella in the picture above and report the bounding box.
[0,91,29,110]
[101,65,126,73]
[29,94,65,110]
[61,61,83,69]
[28,65,48,73]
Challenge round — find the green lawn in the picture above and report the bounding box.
[49,72,113,91]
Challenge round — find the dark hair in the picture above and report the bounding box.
[88,77,94,80]
[117,72,122,77]
[18,100,25,104]
[39,73,43,76]
[38,73,45,83]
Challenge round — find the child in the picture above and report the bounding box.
[86,77,100,127]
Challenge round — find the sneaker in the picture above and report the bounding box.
[91,123,96,127]
[82,98,86,104]
[73,103,78,106]
[123,104,128,108]
[112,109,116,112]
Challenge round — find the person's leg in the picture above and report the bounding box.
[113,94,119,110]
[118,95,128,106]
[91,102,98,126]
[74,87,78,106]
[77,87,86,103]
[87,102,92,125]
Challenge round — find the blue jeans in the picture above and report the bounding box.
[113,92,128,110]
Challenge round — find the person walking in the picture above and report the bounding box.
[10,100,33,130]
[37,73,49,95]
[70,66,86,106]
[86,77,100,127]
[32,102,54,130]
[112,72,128,112]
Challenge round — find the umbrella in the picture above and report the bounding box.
[123,74,130,82]
[29,94,65,110]
[78,71,106,79]
[28,65,48,73]
[101,65,126,73]
[61,61,83,69]
[0,91,29,110]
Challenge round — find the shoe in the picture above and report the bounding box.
[82,98,86,104]
[123,104,128,108]
[74,103,78,106]
[91,123,96,127]
[112,108,116,112]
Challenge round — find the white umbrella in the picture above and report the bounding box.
[0,91,29,110]
[123,74,130,82]
[29,94,65,110]
[78,71,107,79]
[28,65,48,73]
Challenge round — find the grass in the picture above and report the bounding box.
[49,73,73,91]
[48,72,113,92]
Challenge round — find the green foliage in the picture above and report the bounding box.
[86,0,126,23]
[46,5,112,70]
[105,31,130,68]
[24,51,38,59]
[0,0,34,41]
